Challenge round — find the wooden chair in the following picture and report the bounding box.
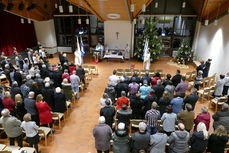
[132,69,140,75]
[140,70,146,76]
[51,112,64,128]
[124,69,132,76]
[148,70,154,75]
[0,74,8,84]
[210,96,228,112]
[160,74,166,81]
[65,101,71,114]
[20,147,36,153]
[82,65,89,71]
[188,81,195,90]
[191,71,197,80]
[0,144,6,151]
[197,88,211,103]
[0,151,10,153]
[117,72,124,76]
[185,72,192,81]
[89,65,98,75]
[38,127,53,146]
[117,69,124,73]
[129,119,147,135]
[84,70,92,80]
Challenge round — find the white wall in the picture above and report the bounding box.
[193,14,229,76]
[34,19,57,54]
[104,21,132,50]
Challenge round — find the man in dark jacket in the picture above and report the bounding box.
[14,68,22,86]
[117,104,132,128]
[130,93,144,119]
[100,100,115,128]
[76,65,86,88]
[42,82,55,110]
[54,87,67,113]
[141,72,151,86]
[183,88,199,110]
[131,71,141,84]
[144,89,157,116]
[153,80,164,101]
[115,77,129,98]
[131,122,150,153]
[171,69,182,87]
[104,82,116,104]
[34,74,44,89]
[213,103,229,133]
[59,52,65,66]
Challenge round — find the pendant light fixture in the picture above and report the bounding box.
[133,18,136,24]
[214,3,221,26]
[142,3,146,12]
[21,18,24,24]
[86,18,89,24]
[204,20,209,26]
[141,18,145,25]
[28,19,31,24]
[131,4,135,12]
[155,2,158,8]
[59,5,63,13]
[69,4,73,13]
[55,3,58,8]
[78,18,81,24]
[182,1,186,8]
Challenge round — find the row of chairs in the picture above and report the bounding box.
[116,69,162,77]
[188,74,216,91]
[82,65,99,75]
[0,144,36,153]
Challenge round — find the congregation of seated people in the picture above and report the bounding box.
[93,68,229,153]
[0,48,86,152]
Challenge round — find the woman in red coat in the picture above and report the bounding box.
[116,91,129,110]
[35,94,53,127]
[2,91,16,116]
[194,106,210,131]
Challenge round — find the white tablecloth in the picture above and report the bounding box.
[104,54,124,59]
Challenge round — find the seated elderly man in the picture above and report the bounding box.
[0,109,23,147]
[131,122,150,153]
[93,116,112,153]
[213,103,229,133]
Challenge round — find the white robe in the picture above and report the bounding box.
[74,51,82,66]
[144,53,151,70]
[124,46,130,59]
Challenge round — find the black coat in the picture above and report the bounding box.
[183,94,199,110]
[104,86,116,103]
[42,87,55,110]
[53,71,62,88]
[153,85,164,100]
[14,72,22,86]
[40,68,49,79]
[54,93,67,113]
[131,75,141,84]
[100,106,115,127]
[207,134,228,153]
[141,76,151,85]
[76,67,85,80]
[130,98,144,119]
[213,110,229,133]
[117,109,132,127]
[115,82,129,98]
[171,74,182,87]
[190,131,208,152]
[144,95,157,114]
[16,102,27,121]
[30,87,42,100]
[158,97,170,115]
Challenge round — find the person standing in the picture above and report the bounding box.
[76,65,86,89]
[145,102,160,135]
[143,49,151,70]
[124,43,130,59]
[170,93,184,114]
[171,70,182,87]
[128,77,139,99]
[100,100,115,128]
[139,80,151,100]
[175,76,188,97]
[183,88,199,110]
[203,59,212,78]
[214,74,225,97]
[194,71,203,90]
[93,116,112,153]
[70,70,81,99]
[194,106,210,131]
[223,72,229,96]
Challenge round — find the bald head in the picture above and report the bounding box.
[178,123,185,131]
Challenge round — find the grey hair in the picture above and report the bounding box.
[28,91,35,98]
[185,103,193,111]
[1,109,10,117]
[73,71,76,74]
[143,80,148,85]
[201,106,208,113]
[191,88,197,94]
[222,103,229,110]
[12,81,18,87]
[118,122,125,130]
[45,82,50,88]
[152,102,158,109]
[121,91,126,97]
[197,122,208,140]
[157,79,162,85]
[99,116,105,124]
[139,122,147,131]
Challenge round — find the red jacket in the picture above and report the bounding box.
[2,97,15,111]
[116,97,129,110]
[151,77,161,87]
[36,101,52,125]
[69,66,76,75]
[62,73,70,82]
[194,112,210,131]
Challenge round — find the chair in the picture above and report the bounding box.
[3,146,20,152]
[82,65,89,71]
[38,127,53,146]
[185,72,192,81]
[89,65,98,75]
[117,69,124,73]
[65,101,71,114]
[197,88,211,103]
[155,69,162,74]
[160,74,166,81]
[210,96,228,112]
[84,70,92,80]
[191,71,197,80]
[124,69,132,76]
[0,74,8,84]
[148,69,154,75]
[188,81,195,90]
[132,69,140,75]
[140,70,146,76]
[51,112,64,128]
[117,72,124,76]
[129,119,147,134]
[20,147,36,153]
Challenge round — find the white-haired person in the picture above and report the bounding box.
[54,87,67,113]
[0,109,23,147]
[190,122,208,153]
[100,93,112,108]
[93,116,112,153]
[194,70,203,90]
[21,113,40,153]
[131,122,150,153]
[112,122,130,153]
[168,123,190,153]
[70,70,80,99]
[61,78,73,101]
[2,91,16,116]
[10,81,22,101]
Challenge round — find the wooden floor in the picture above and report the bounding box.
[1,53,216,153]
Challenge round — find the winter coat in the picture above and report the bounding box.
[131,131,150,153]
[62,83,73,101]
[11,87,22,101]
[212,110,229,133]
[194,113,210,131]
[190,131,208,152]
[112,130,130,153]
[93,123,112,151]
[168,130,190,153]
[104,85,116,103]
[2,97,15,111]
[115,82,129,98]
[178,110,195,131]
[100,106,115,127]
[183,94,199,110]
[207,134,228,153]
[42,87,55,110]
[35,101,52,124]
[158,97,170,115]
[150,133,168,153]
[54,93,67,113]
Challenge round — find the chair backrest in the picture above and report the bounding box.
[129,119,147,134]
[0,151,11,153]
[125,69,131,72]
[117,69,124,72]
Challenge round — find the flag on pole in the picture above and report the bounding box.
[142,38,148,61]
[80,37,85,57]
[76,36,82,65]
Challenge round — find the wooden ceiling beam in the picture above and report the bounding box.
[203,0,229,21]
[68,0,104,21]
[199,0,209,21]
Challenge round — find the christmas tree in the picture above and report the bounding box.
[135,18,162,61]
[176,38,193,65]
